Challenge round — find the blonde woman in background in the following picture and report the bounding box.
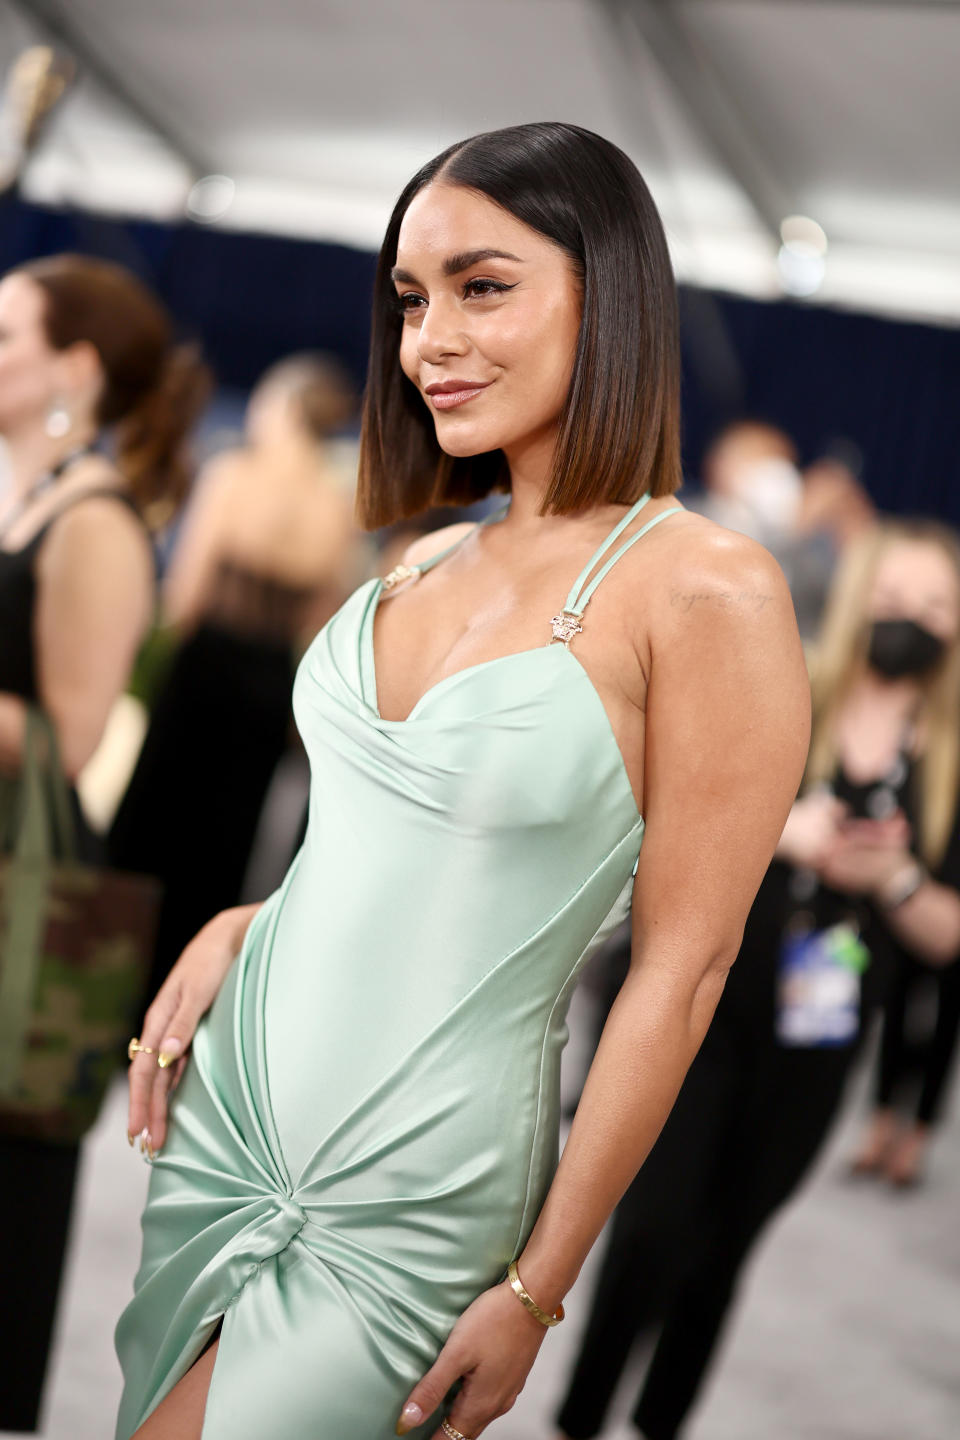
[557,516,960,1440]
[109,354,364,1005]
[819,521,960,1186]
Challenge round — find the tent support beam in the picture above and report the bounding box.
[9,0,211,179]
[598,0,790,241]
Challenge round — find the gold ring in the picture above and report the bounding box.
[127,1037,156,1060]
[441,1421,471,1440]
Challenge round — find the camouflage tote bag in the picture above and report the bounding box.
[0,709,161,1143]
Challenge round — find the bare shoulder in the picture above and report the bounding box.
[643,512,809,750]
[400,522,476,568]
[645,510,795,634]
[200,445,247,477]
[39,490,151,574]
[169,453,249,548]
[192,448,249,502]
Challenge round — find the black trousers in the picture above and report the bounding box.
[0,794,102,1431]
[876,951,960,1126]
[556,1005,861,1440]
[0,1137,82,1431]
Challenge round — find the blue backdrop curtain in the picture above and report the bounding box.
[2,193,958,523]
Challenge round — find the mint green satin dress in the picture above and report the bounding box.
[114,493,681,1439]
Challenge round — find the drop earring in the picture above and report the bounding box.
[45,398,72,439]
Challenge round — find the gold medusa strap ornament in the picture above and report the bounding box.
[548,610,584,646]
[381,563,421,591]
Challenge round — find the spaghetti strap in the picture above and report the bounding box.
[567,505,683,614]
[39,487,144,530]
[549,493,683,645]
[563,492,651,611]
[379,491,681,646]
[380,500,510,590]
[0,487,147,553]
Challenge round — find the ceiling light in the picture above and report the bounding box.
[186,174,235,223]
[778,214,828,296]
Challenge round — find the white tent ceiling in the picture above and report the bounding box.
[2,0,959,326]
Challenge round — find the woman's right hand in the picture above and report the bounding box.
[775,790,849,871]
[127,902,261,1155]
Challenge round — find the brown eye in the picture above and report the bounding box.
[462,279,515,299]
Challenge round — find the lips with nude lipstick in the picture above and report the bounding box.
[424,379,493,411]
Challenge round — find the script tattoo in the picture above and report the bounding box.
[669,589,773,614]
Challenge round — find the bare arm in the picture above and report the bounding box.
[26,498,153,781]
[881,880,960,964]
[0,695,26,774]
[816,824,960,966]
[776,795,960,966]
[516,536,810,1307]
[296,492,372,644]
[162,456,236,628]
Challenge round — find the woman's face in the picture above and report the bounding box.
[868,539,960,644]
[0,274,60,434]
[0,273,102,439]
[393,183,582,461]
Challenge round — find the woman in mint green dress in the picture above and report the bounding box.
[117,123,809,1440]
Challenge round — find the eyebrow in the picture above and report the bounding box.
[390,248,524,284]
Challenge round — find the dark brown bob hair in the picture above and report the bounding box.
[357,121,682,528]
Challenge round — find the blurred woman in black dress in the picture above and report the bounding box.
[108,353,363,1002]
[0,253,209,1431]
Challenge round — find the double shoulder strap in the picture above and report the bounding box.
[407,491,682,642]
[559,493,682,618]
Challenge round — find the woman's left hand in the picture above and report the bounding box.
[396,1280,549,1437]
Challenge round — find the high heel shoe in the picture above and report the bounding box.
[848,1109,898,1177]
[884,1125,929,1190]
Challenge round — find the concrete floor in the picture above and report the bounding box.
[10,984,959,1440]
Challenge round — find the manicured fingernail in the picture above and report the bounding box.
[395,1401,423,1434]
[127,1130,135,1147]
[157,1038,182,1069]
[139,1127,149,1154]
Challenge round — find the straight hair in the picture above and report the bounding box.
[357,122,682,528]
[807,519,960,868]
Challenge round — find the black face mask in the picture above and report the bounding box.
[866,618,946,679]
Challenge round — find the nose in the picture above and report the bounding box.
[416,295,469,365]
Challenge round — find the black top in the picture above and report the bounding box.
[0,488,146,701]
